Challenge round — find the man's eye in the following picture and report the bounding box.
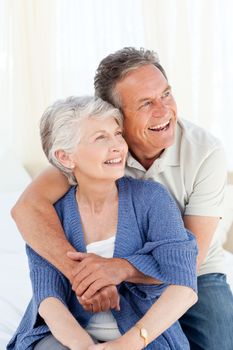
[140,101,152,109]
[116,131,123,136]
[162,90,171,99]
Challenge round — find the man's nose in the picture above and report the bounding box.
[151,99,168,117]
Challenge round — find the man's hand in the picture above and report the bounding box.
[78,285,120,313]
[67,252,128,299]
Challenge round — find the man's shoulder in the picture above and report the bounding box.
[179,119,222,151]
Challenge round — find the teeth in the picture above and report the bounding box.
[105,157,122,164]
[149,120,170,131]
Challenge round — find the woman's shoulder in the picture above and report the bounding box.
[54,186,76,215]
[119,176,170,195]
[118,176,172,204]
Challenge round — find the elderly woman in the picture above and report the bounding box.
[8,96,197,350]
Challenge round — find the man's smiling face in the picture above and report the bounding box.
[115,64,177,167]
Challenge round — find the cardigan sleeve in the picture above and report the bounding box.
[26,197,72,309]
[123,184,198,292]
[26,245,71,320]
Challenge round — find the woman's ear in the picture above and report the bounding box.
[55,150,75,169]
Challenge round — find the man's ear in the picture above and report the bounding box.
[55,150,74,169]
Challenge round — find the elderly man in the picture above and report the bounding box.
[13,47,233,349]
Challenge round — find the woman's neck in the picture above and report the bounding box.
[76,179,118,214]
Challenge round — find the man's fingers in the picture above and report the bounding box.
[110,293,120,311]
[93,286,116,311]
[88,345,104,350]
[72,261,101,291]
[81,279,111,299]
[69,253,101,278]
[71,259,89,279]
[75,273,102,297]
[79,286,120,313]
[72,266,94,293]
[105,286,120,311]
[83,303,93,312]
[92,296,101,313]
[94,290,111,312]
[87,290,111,312]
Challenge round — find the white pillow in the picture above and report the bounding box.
[0,251,31,349]
[0,153,32,347]
[0,191,31,349]
[0,191,26,253]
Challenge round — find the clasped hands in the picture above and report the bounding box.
[67,252,128,313]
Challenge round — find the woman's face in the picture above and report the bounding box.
[71,116,128,182]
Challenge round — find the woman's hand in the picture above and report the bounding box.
[87,333,142,350]
[87,339,125,350]
[70,338,95,350]
[77,285,120,313]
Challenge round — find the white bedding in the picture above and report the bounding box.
[1,189,233,350]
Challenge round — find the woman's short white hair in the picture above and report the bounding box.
[40,96,123,185]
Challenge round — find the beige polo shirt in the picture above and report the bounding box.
[125,119,227,276]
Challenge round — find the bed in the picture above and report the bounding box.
[1,159,233,349]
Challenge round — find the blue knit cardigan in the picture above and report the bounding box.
[7,177,197,350]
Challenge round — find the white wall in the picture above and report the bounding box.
[1,0,233,176]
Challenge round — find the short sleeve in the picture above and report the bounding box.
[184,145,227,217]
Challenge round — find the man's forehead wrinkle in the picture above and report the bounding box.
[134,84,172,103]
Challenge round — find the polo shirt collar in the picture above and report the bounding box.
[126,119,182,172]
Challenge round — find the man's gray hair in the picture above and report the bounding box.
[40,96,123,185]
[94,47,168,108]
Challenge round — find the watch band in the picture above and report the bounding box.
[134,323,149,348]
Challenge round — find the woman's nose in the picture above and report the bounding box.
[110,142,121,152]
[109,137,124,152]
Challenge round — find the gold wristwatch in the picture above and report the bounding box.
[134,323,149,348]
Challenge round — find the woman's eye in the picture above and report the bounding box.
[95,135,106,141]
[116,131,123,136]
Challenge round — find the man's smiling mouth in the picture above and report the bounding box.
[148,119,170,132]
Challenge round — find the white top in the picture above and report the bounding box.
[85,235,121,341]
[125,119,227,276]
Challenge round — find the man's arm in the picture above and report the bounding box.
[183,215,219,271]
[67,252,161,300]
[11,166,77,280]
[12,166,155,310]
[182,144,226,271]
[12,166,155,283]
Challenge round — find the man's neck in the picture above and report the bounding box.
[130,149,165,170]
